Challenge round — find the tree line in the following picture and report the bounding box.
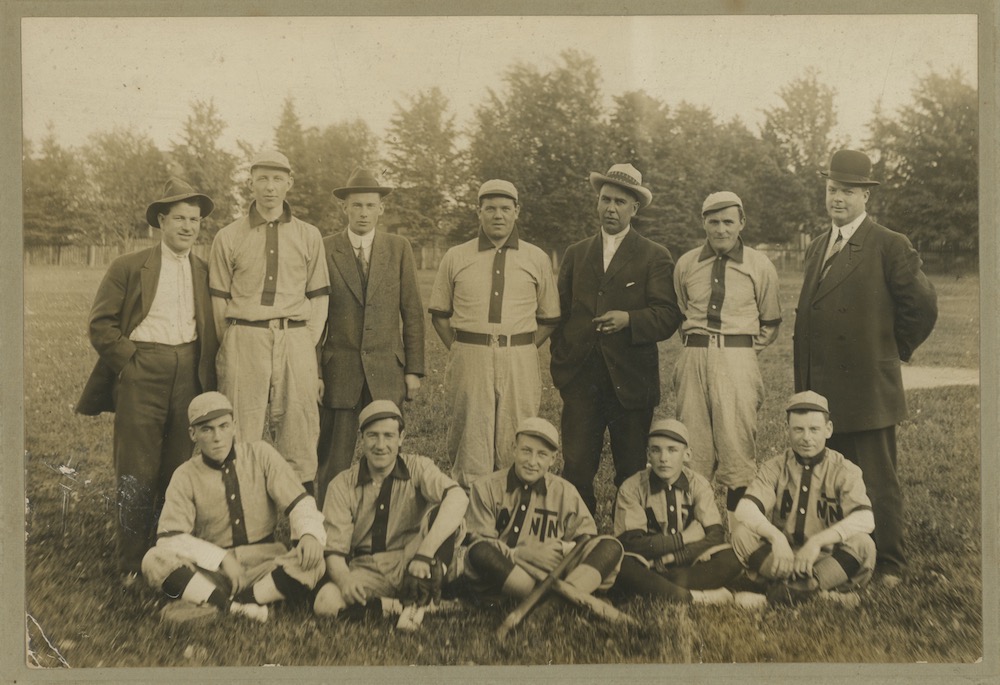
[22,51,978,258]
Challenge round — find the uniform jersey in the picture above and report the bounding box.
[466,467,597,549]
[743,447,873,546]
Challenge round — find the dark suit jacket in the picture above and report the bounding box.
[76,243,218,415]
[550,228,682,409]
[320,230,425,409]
[793,216,937,432]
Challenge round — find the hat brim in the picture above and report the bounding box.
[333,186,394,200]
[648,429,688,445]
[146,194,215,228]
[359,410,404,433]
[786,403,830,414]
[702,200,743,215]
[589,172,653,208]
[190,407,232,427]
[819,170,880,187]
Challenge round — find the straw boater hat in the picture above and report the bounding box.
[819,150,881,187]
[145,177,215,228]
[588,163,653,209]
[333,168,394,200]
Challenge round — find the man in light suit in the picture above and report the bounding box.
[315,169,425,506]
[76,178,219,583]
[793,149,937,585]
[550,164,683,516]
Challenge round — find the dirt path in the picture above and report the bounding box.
[903,366,979,390]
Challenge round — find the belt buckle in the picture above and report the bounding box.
[489,333,501,347]
[269,319,280,330]
[709,332,721,347]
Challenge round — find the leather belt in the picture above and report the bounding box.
[229,318,307,329]
[454,330,535,347]
[684,333,753,348]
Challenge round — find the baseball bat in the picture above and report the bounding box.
[496,537,590,641]
[520,561,639,627]
[396,604,426,632]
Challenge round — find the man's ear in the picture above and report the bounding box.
[189,426,197,443]
[824,420,834,438]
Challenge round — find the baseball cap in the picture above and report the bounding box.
[477,179,518,202]
[648,418,690,446]
[358,399,404,433]
[188,392,234,427]
[702,191,743,216]
[516,417,559,451]
[250,150,292,173]
[785,390,830,414]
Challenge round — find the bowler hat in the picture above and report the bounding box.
[188,391,233,427]
[358,400,404,433]
[145,177,215,228]
[250,150,292,173]
[589,163,652,208]
[648,418,690,446]
[820,150,880,186]
[333,168,394,200]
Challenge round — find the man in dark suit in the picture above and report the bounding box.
[793,150,937,585]
[550,164,683,516]
[76,178,218,584]
[315,169,425,506]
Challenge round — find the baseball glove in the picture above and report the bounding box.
[399,554,443,607]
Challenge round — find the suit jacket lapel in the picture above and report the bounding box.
[365,233,389,302]
[190,254,210,340]
[139,242,162,322]
[812,218,871,302]
[602,229,637,284]
[331,231,365,304]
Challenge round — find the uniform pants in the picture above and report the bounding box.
[674,346,763,490]
[113,341,199,574]
[444,342,541,489]
[560,352,653,516]
[731,526,876,589]
[217,323,319,483]
[315,381,376,509]
[828,427,904,574]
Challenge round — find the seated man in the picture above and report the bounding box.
[141,392,327,623]
[464,417,623,605]
[732,391,876,605]
[611,419,742,604]
[314,400,469,618]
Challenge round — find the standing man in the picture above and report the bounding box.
[673,192,782,530]
[428,180,560,489]
[77,178,218,584]
[550,164,682,516]
[316,168,425,506]
[210,150,330,493]
[794,150,937,584]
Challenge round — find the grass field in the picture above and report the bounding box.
[22,265,982,667]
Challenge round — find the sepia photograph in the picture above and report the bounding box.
[4,1,997,681]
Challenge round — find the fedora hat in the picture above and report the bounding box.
[820,150,880,187]
[333,168,394,200]
[145,177,215,228]
[589,163,652,208]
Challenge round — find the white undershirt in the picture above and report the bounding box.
[601,225,630,271]
[129,246,197,344]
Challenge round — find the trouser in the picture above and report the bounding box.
[217,323,319,483]
[560,353,653,516]
[674,346,763,491]
[444,341,541,489]
[828,427,904,573]
[113,341,199,574]
[611,548,743,603]
[315,382,376,509]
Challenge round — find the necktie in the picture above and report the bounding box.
[820,229,843,281]
[356,245,369,285]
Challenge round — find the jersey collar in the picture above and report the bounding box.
[649,469,690,494]
[248,201,293,228]
[201,445,237,470]
[697,236,745,263]
[793,448,828,469]
[506,467,548,495]
[477,226,520,251]
[356,454,411,487]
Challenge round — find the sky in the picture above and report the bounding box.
[20,14,978,155]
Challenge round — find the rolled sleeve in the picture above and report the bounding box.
[322,474,356,557]
[209,231,233,300]
[427,251,455,318]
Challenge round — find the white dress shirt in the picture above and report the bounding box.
[130,246,197,344]
[601,225,631,271]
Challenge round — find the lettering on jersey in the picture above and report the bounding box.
[816,495,844,527]
[681,503,693,527]
[528,508,560,541]
[495,508,511,535]
[779,489,794,520]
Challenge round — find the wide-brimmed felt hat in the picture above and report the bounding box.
[146,177,215,228]
[820,150,880,187]
[589,163,652,208]
[333,168,394,200]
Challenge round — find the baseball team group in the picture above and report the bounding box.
[75,146,938,629]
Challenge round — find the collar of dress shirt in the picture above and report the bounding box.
[601,224,631,250]
[697,236,745,263]
[505,466,548,495]
[356,454,411,487]
[162,244,192,261]
[831,212,867,243]
[477,226,520,251]
[347,229,375,251]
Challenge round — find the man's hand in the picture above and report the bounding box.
[296,534,323,571]
[768,535,796,579]
[512,540,564,572]
[404,374,421,401]
[593,310,630,334]
[399,555,442,607]
[793,539,822,579]
[220,552,246,594]
[338,576,368,606]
